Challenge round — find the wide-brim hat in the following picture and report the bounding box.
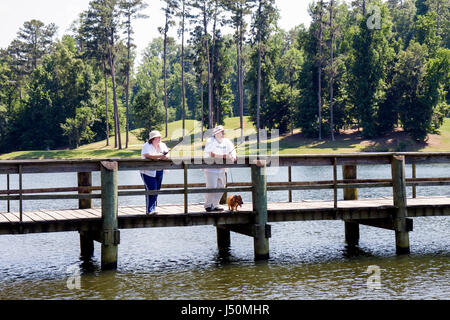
[213,125,225,135]
[149,130,162,140]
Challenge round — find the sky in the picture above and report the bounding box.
[0,0,315,63]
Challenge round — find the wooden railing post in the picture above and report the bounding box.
[100,161,120,270]
[251,160,269,260]
[391,155,410,254]
[343,165,359,246]
[288,166,292,203]
[184,163,188,214]
[6,174,10,213]
[78,172,94,260]
[18,165,23,223]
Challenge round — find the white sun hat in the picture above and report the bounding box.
[149,130,162,140]
[213,125,225,135]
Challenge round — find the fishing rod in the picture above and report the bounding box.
[226,138,246,156]
[163,127,196,156]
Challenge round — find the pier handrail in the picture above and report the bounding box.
[1,152,450,174]
[1,152,449,221]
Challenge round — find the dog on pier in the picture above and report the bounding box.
[227,195,243,212]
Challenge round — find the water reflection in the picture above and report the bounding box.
[0,165,448,299]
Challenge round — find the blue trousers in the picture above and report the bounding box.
[141,171,164,213]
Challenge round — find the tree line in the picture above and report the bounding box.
[0,0,449,154]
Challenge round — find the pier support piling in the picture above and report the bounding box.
[216,226,231,251]
[80,231,95,260]
[100,161,120,270]
[343,165,359,246]
[391,156,410,255]
[251,161,270,260]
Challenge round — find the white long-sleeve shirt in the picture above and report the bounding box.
[203,137,236,173]
[141,142,169,177]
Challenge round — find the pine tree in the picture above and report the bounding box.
[160,0,177,137]
[119,0,149,148]
[189,0,214,129]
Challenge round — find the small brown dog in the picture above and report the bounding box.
[227,195,243,212]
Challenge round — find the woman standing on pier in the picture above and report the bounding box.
[141,130,169,215]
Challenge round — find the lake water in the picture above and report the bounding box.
[0,164,449,300]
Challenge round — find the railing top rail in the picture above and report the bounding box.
[0,152,449,174]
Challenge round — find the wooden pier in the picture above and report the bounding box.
[1,153,449,270]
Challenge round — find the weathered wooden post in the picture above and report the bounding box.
[412,163,417,199]
[288,166,292,203]
[6,174,10,213]
[343,165,359,246]
[251,160,269,260]
[391,155,410,254]
[184,163,188,214]
[100,161,120,270]
[78,172,94,260]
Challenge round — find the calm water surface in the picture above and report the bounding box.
[0,164,448,300]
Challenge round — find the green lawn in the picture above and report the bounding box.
[1,117,449,160]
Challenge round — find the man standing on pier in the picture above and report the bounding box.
[203,126,237,212]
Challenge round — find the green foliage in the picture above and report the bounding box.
[348,1,394,138]
[131,88,165,141]
[394,42,430,141]
[415,11,441,56]
[265,82,292,134]
[212,34,235,125]
[0,39,100,152]
[392,43,449,141]
[388,0,417,49]
[61,105,96,148]
[1,0,450,154]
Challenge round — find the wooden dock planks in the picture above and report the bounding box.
[0,196,448,234]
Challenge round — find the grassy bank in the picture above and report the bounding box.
[1,117,449,160]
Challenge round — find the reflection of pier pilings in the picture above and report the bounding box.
[0,153,449,271]
[343,165,359,247]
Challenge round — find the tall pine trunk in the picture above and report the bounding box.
[238,4,244,142]
[109,49,121,150]
[211,2,218,126]
[256,0,262,145]
[257,45,262,145]
[318,0,323,141]
[181,1,186,135]
[201,82,204,141]
[125,19,131,148]
[329,0,335,141]
[237,41,243,140]
[203,4,213,129]
[103,59,110,146]
[163,16,169,138]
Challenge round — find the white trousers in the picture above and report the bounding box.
[204,170,226,209]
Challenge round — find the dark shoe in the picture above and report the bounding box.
[205,207,214,212]
[213,207,224,212]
